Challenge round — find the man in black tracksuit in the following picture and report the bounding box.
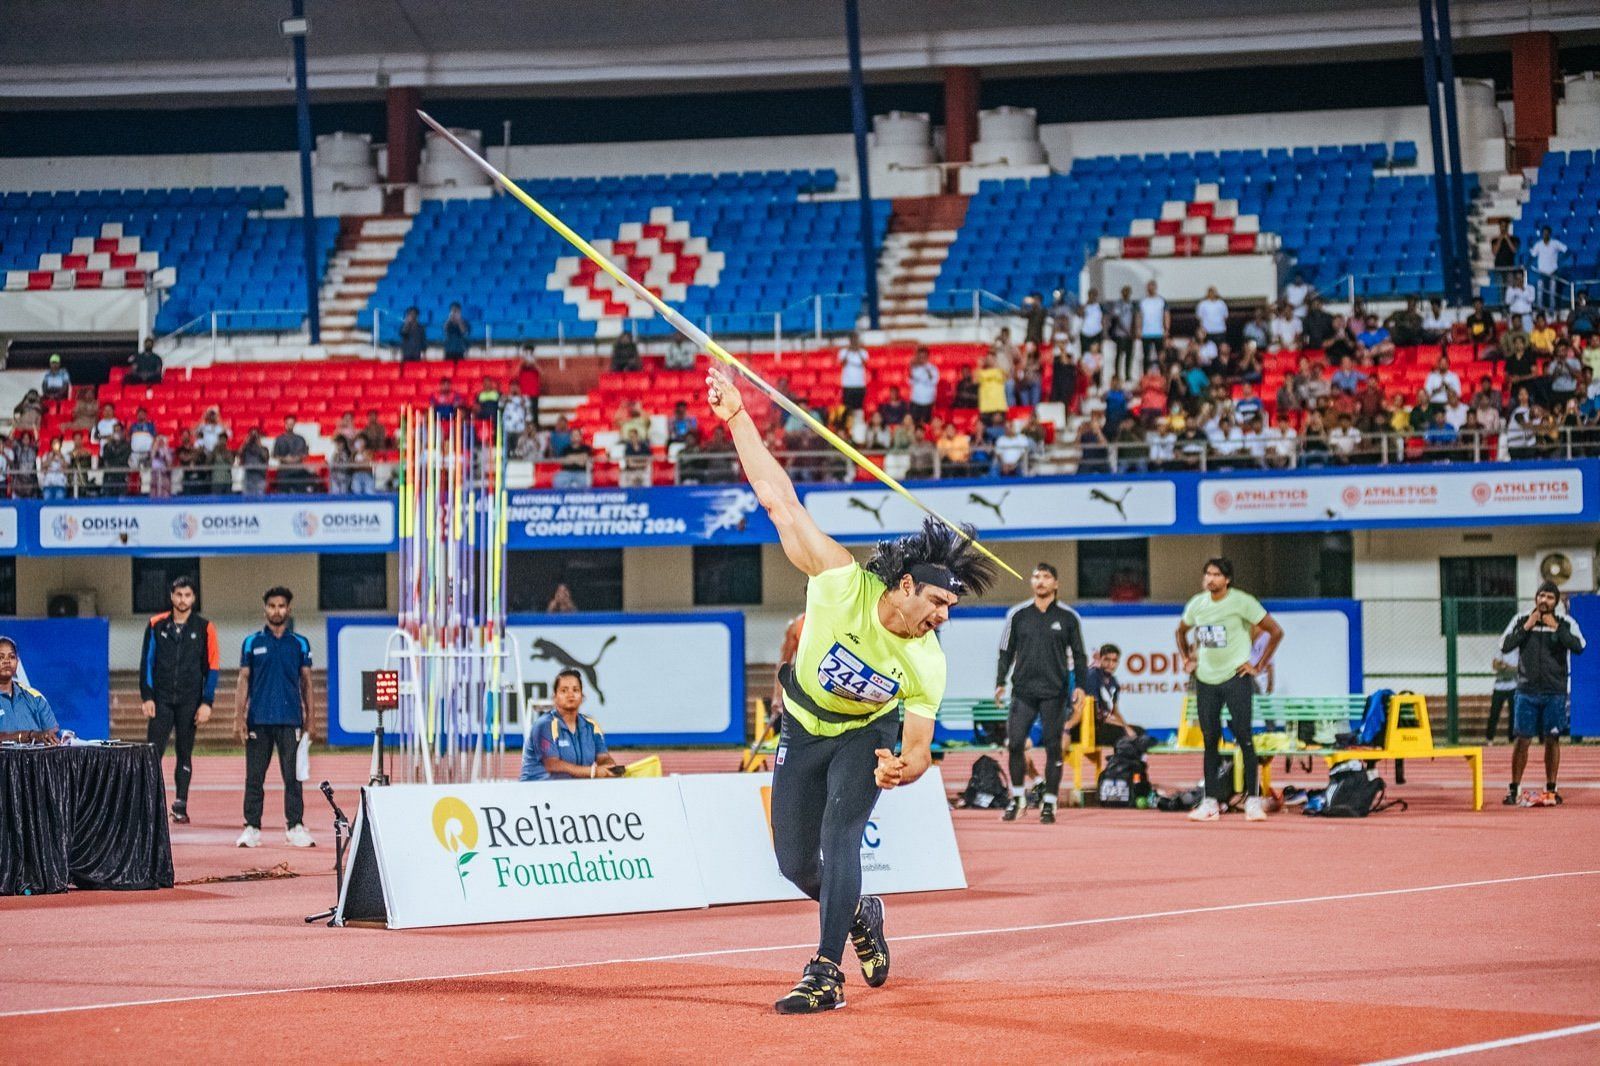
[1499,580,1586,804]
[139,575,220,824]
[995,562,1088,823]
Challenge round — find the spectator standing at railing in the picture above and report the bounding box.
[838,331,870,411]
[348,438,377,495]
[992,422,1032,477]
[618,429,651,488]
[517,344,543,423]
[611,331,641,372]
[1490,218,1519,281]
[988,328,1018,403]
[501,382,531,451]
[1283,272,1311,319]
[196,407,228,452]
[145,435,172,497]
[69,384,98,431]
[39,442,68,500]
[98,424,132,496]
[1504,270,1537,332]
[907,346,939,425]
[1106,286,1135,385]
[1050,288,1076,345]
[1529,226,1566,310]
[1548,341,1582,408]
[1014,345,1042,407]
[1568,292,1597,350]
[975,353,1008,419]
[1137,364,1167,418]
[1502,334,1541,404]
[41,354,71,401]
[127,337,164,385]
[237,429,268,495]
[1078,287,1104,356]
[443,303,470,362]
[936,422,972,477]
[329,438,353,494]
[1135,280,1168,375]
[208,433,234,495]
[1022,292,1047,349]
[398,307,426,362]
[175,431,203,495]
[1195,286,1229,343]
[1472,385,1503,434]
[271,416,311,494]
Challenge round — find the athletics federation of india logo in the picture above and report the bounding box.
[1340,485,1363,509]
[545,207,724,338]
[1471,482,1493,505]
[1212,489,1233,513]
[433,796,479,899]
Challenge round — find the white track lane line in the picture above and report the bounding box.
[1360,1020,1600,1064]
[3,867,1596,1019]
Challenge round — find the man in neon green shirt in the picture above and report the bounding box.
[705,364,997,1015]
[1175,557,1283,823]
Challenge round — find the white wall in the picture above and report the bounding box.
[0,151,307,210]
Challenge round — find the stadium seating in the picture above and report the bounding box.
[932,143,1477,308]
[360,169,888,342]
[0,186,337,334]
[1519,149,1600,281]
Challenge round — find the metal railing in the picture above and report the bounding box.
[5,457,392,500]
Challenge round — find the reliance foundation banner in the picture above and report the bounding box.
[338,770,966,929]
[35,499,394,554]
[942,601,1361,735]
[327,612,745,747]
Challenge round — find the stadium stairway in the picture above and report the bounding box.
[319,214,413,357]
[878,195,968,334]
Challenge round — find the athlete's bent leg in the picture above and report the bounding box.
[815,714,897,965]
[770,712,831,901]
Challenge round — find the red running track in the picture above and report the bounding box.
[1,748,1598,1064]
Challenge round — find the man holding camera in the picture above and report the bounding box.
[1500,581,1586,805]
[520,668,623,781]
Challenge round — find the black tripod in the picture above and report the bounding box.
[304,781,351,925]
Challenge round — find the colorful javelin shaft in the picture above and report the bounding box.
[416,109,1020,583]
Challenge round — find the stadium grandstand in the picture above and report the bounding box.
[2,1,1600,1060]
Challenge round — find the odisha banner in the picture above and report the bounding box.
[33,499,394,553]
[326,612,745,747]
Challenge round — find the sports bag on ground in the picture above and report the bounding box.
[957,754,1008,809]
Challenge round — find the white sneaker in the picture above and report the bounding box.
[1187,797,1221,822]
[235,825,262,848]
[284,824,315,848]
[1244,797,1267,822]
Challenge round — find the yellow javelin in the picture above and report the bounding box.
[416,111,1020,582]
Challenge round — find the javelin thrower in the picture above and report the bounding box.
[705,364,995,1014]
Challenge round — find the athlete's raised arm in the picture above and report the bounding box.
[707,365,852,576]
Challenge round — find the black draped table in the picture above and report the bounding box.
[0,743,174,895]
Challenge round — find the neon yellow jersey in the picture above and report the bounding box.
[1181,588,1267,686]
[788,563,947,737]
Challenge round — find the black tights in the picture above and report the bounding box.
[770,709,897,965]
[1007,695,1067,801]
[1196,675,1258,801]
[147,701,198,805]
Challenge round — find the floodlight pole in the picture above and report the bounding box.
[287,0,322,344]
[844,0,881,332]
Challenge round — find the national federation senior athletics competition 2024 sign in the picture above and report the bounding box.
[336,770,964,929]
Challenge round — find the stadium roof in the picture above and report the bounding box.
[3,0,1599,103]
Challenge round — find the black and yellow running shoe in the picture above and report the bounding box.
[849,895,890,988]
[774,956,847,1014]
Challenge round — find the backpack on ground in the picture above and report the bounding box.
[1096,735,1156,807]
[957,754,1008,809]
[1306,760,1407,817]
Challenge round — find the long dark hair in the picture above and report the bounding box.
[864,516,998,598]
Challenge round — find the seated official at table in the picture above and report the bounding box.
[1065,643,1146,748]
[520,668,623,781]
[0,636,60,744]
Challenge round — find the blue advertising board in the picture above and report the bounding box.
[8,618,112,738]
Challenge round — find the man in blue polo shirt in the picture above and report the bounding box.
[0,637,59,743]
[232,586,316,848]
[520,668,623,781]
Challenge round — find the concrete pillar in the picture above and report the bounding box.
[942,66,980,168]
[385,87,422,212]
[1510,31,1559,169]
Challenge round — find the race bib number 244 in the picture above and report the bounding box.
[817,643,900,705]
